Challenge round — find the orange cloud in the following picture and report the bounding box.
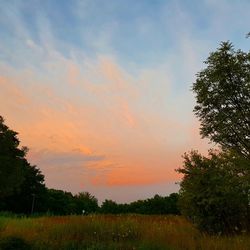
[0,52,210,197]
[107,168,176,186]
[99,56,129,90]
[0,76,29,105]
[90,162,180,187]
[121,101,136,128]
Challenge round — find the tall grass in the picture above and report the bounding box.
[0,215,249,250]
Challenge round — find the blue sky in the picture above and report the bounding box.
[0,0,249,202]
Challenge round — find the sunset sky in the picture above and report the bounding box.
[0,0,249,203]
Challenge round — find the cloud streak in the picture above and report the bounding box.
[1,0,249,202]
[29,149,104,166]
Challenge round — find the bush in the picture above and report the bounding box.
[0,236,31,250]
[177,150,249,234]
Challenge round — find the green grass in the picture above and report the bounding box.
[0,215,249,250]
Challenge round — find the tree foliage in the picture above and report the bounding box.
[0,116,47,212]
[100,194,180,215]
[74,192,98,214]
[45,189,76,215]
[179,41,250,234]
[177,150,249,234]
[193,42,250,159]
[0,116,26,198]
[3,163,47,214]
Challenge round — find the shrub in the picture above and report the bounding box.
[0,236,31,250]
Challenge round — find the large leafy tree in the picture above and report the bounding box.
[0,116,26,198]
[4,163,47,213]
[193,42,250,159]
[178,42,250,234]
[0,116,46,213]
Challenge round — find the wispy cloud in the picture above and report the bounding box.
[1,0,249,201]
[29,149,104,166]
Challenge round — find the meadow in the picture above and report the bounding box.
[0,215,249,250]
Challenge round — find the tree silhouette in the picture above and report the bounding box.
[177,150,249,234]
[193,42,250,159]
[0,116,26,198]
[178,41,250,234]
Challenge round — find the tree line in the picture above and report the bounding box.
[0,117,179,215]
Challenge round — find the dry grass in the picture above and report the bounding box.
[0,215,249,249]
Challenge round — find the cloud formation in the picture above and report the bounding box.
[1,0,249,202]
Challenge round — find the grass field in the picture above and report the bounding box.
[0,215,249,250]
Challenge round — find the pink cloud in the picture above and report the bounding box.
[0,52,210,199]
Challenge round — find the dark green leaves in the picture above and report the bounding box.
[193,42,250,159]
[0,116,26,198]
[178,41,250,234]
[177,150,249,234]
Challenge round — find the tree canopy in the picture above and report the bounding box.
[0,116,26,198]
[193,42,250,159]
[177,150,249,234]
[74,192,99,214]
[0,116,47,212]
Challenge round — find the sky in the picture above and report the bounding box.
[0,0,249,203]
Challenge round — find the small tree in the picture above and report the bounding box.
[46,189,75,215]
[100,200,119,214]
[74,192,98,214]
